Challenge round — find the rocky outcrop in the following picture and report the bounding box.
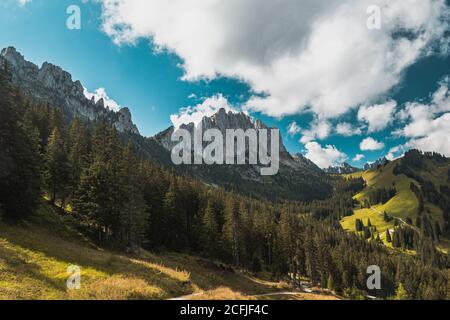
[154,108,319,171]
[364,157,389,171]
[153,108,330,201]
[0,47,139,134]
[0,46,331,201]
[325,162,360,174]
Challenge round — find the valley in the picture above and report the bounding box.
[0,47,449,300]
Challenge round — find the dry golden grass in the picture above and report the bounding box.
[1,203,318,301]
[255,293,340,300]
[72,276,163,300]
[189,287,252,300]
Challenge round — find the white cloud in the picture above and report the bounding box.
[335,122,362,137]
[405,113,450,156]
[353,154,365,162]
[396,79,450,156]
[300,118,331,144]
[287,121,301,136]
[170,94,237,129]
[83,87,123,112]
[17,0,31,6]
[304,141,348,169]
[357,100,397,133]
[431,77,450,112]
[99,0,450,119]
[386,145,405,161]
[360,137,385,151]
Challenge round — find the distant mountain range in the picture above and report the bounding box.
[0,46,332,202]
[325,162,360,174]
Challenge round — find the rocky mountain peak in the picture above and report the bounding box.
[364,157,389,171]
[0,46,139,135]
[154,107,322,172]
[325,162,360,174]
[203,108,256,131]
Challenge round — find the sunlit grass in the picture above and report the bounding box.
[0,203,301,300]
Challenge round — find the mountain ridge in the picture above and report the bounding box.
[325,162,360,174]
[0,46,331,201]
[0,46,139,135]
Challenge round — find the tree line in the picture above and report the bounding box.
[0,66,449,299]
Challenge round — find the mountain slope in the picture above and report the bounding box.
[0,203,339,300]
[341,150,450,249]
[0,46,332,202]
[0,47,139,135]
[154,108,331,201]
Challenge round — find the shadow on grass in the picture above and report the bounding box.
[0,243,67,297]
[0,224,194,299]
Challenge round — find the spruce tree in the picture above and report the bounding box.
[0,66,42,219]
[44,128,71,207]
[118,144,148,247]
[201,197,221,257]
[68,118,90,197]
[223,194,241,266]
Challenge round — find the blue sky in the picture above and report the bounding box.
[1,0,449,168]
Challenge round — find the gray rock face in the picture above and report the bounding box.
[0,47,139,135]
[364,157,389,171]
[154,108,330,201]
[325,162,360,174]
[155,108,321,172]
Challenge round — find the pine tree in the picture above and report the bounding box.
[201,197,221,257]
[73,122,122,242]
[223,194,241,266]
[0,66,42,219]
[118,144,148,247]
[163,180,187,250]
[68,118,90,197]
[304,228,319,284]
[44,128,71,207]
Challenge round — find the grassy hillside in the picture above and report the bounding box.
[340,155,449,250]
[0,203,338,300]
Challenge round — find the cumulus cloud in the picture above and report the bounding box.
[170,94,237,129]
[360,137,385,151]
[404,113,450,155]
[99,0,450,119]
[304,141,348,169]
[396,79,450,156]
[386,145,405,161]
[335,122,362,137]
[83,87,123,112]
[353,154,365,162]
[287,121,301,136]
[300,118,331,144]
[358,100,397,133]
